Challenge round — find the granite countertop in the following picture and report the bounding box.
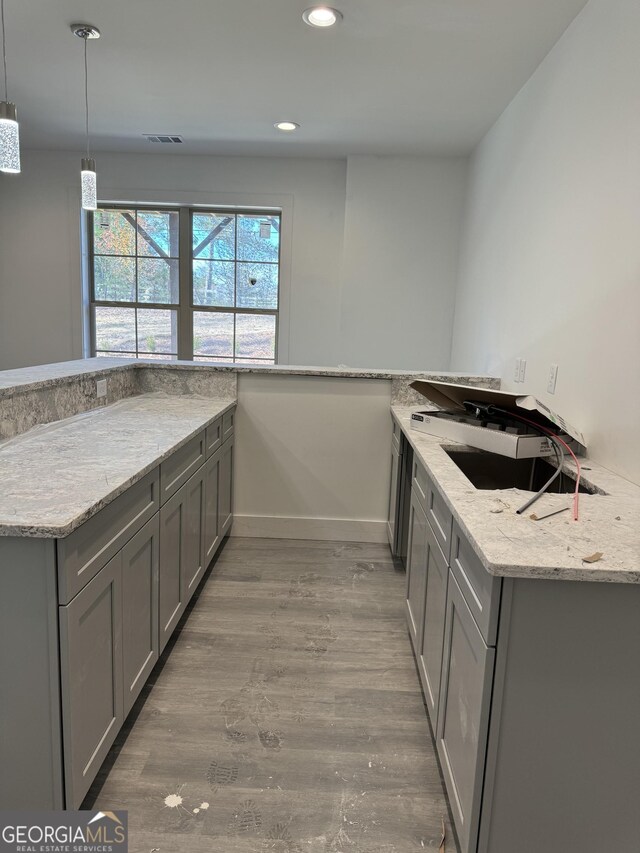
[0,393,235,538]
[392,406,640,584]
[0,357,498,398]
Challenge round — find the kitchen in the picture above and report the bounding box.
[0,2,638,852]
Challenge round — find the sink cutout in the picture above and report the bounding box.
[444,449,599,494]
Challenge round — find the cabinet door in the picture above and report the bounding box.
[419,525,449,727]
[387,441,401,551]
[204,447,221,567]
[184,465,206,603]
[59,553,123,808]
[218,435,234,538]
[437,571,495,853]
[122,515,159,717]
[405,490,428,652]
[159,485,188,652]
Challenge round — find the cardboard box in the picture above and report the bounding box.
[409,381,586,459]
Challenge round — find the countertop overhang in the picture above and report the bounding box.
[392,406,640,584]
[0,394,235,538]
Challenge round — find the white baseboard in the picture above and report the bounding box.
[230,514,388,543]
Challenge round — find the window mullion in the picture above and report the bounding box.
[177,206,192,360]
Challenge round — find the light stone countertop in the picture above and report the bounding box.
[392,406,640,584]
[0,357,498,398]
[0,393,235,538]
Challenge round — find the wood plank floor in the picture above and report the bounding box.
[85,537,458,853]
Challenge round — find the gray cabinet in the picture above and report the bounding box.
[158,484,188,652]
[437,571,495,853]
[387,438,401,549]
[204,446,222,566]
[184,464,206,602]
[405,489,428,651]
[59,553,123,809]
[218,434,234,538]
[418,524,449,727]
[122,515,159,716]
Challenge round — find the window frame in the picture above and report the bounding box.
[88,203,282,363]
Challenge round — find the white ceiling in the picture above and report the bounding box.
[5,0,588,158]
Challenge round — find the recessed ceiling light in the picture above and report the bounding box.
[302,6,343,28]
[274,121,300,132]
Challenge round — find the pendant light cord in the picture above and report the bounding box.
[1,0,9,101]
[84,36,90,157]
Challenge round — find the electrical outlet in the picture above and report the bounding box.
[96,379,107,399]
[514,358,521,382]
[518,358,527,384]
[547,364,558,395]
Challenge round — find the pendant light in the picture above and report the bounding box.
[0,0,20,173]
[72,24,100,210]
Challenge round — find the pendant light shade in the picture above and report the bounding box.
[73,24,100,210]
[0,100,20,173]
[81,157,97,210]
[0,0,21,173]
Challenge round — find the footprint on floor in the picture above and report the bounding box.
[206,760,239,790]
[228,798,263,834]
[264,821,303,853]
[258,729,283,750]
[224,729,247,744]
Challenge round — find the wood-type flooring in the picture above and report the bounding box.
[85,537,458,853]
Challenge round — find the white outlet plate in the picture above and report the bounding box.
[96,379,107,398]
[514,358,521,382]
[547,364,558,394]
[518,358,527,383]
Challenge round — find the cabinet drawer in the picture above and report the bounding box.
[451,521,502,646]
[205,416,223,457]
[412,458,429,514]
[160,431,206,504]
[426,479,453,563]
[57,468,160,605]
[222,408,235,442]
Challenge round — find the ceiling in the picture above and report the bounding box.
[5,0,588,158]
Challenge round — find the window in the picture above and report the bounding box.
[90,206,280,363]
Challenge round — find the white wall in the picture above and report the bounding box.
[0,149,469,372]
[450,0,640,484]
[0,150,347,369]
[233,373,391,541]
[339,155,468,370]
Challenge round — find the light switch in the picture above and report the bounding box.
[96,379,107,398]
[514,359,521,382]
[547,364,558,395]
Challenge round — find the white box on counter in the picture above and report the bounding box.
[409,381,586,460]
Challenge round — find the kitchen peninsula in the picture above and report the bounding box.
[0,358,638,853]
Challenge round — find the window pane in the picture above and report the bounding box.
[192,213,235,260]
[235,313,276,361]
[137,309,177,354]
[236,262,278,309]
[138,258,179,304]
[94,306,136,352]
[237,214,279,262]
[137,210,179,258]
[93,209,136,256]
[193,259,235,307]
[94,256,136,302]
[193,311,234,358]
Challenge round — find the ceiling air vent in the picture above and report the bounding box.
[144,134,184,144]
